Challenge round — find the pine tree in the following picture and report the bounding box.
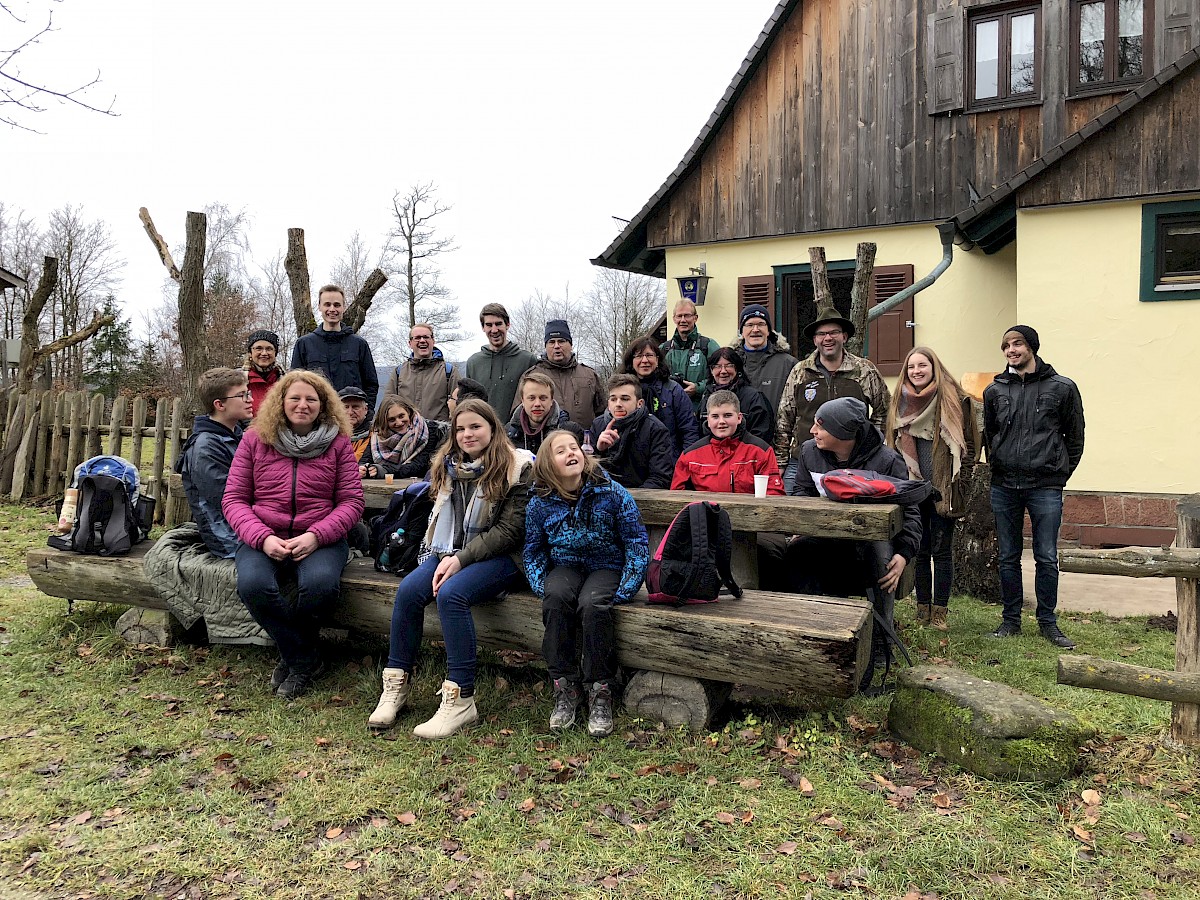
[84,296,134,399]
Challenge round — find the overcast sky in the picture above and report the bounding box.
[5,0,780,357]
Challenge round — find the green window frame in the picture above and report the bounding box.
[1140,199,1200,302]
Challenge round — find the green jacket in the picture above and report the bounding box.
[662,328,720,412]
[465,341,538,421]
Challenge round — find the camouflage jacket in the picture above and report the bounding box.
[773,350,890,467]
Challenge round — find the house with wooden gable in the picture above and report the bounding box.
[593,0,1200,546]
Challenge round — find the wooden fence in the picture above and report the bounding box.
[1,389,189,520]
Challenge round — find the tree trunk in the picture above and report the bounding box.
[177,212,207,416]
[1058,654,1200,704]
[808,246,832,308]
[285,228,316,337]
[951,461,1001,604]
[1172,495,1200,746]
[846,242,877,357]
[343,268,389,333]
[1059,546,1200,578]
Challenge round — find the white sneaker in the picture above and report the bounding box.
[412,680,478,739]
[367,668,410,731]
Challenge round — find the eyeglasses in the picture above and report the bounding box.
[410,335,433,342]
[633,352,658,361]
[219,391,252,403]
[813,329,844,339]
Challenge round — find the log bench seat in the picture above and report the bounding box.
[26,542,873,729]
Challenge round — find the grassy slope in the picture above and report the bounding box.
[0,501,1197,899]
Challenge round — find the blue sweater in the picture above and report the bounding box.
[523,475,649,605]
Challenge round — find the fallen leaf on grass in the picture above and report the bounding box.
[738,778,762,789]
[1081,789,1102,806]
[343,860,361,870]
[635,765,660,776]
[776,841,798,855]
[1170,831,1195,846]
[816,814,844,831]
[270,818,290,831]
[314,737,331,747]
[71,811,92,826]
[1125,832,1148,843]
[931,793,952,809]
[601,876,619,889]
[872,773,898,794]
[1134,774,1155,787]
[325,827,343,839]
[1070,825,1094,843]
[715,812,737,825]
[370,816,389,828]
[518,798,536,812]
[445,878,460,893]
[799,777,815,797]
[396,812,417,825]
[534,839,551,852]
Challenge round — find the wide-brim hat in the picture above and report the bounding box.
[803,303,856,340]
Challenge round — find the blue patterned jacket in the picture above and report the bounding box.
[523,473,649,605]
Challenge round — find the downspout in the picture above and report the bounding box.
[867,220,960,322]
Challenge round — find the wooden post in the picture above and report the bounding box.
[177,212,207,417]
[64,393,85,487]
[85,393,104,460]
[846,242,877,357]
[149,397,169,522]
[106,395,127,457]
[47,392,67,496]
[10,394,40,500]
[808,247,832,308]
[1172,495,1200,746]
[161,398,184,527]
[1059,546,1200,577]
[31,389,54,495]
[129,397,148,470]
[0,394,28,497]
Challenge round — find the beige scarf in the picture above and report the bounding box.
[894,382,967,482]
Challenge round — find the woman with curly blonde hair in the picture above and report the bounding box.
[886,347,978,630]
[223,370,364,699]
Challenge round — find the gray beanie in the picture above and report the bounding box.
[814,397,869,441]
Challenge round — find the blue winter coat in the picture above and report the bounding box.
[289,325,379,413]
[523,474,649,605]
[176,416,243,558]
[640,374,700,456]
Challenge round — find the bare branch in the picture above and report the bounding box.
[343,268,388,334]
[138,207,182,282]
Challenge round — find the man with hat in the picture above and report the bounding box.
[520,319,605,428]
[732,304,798,417]
[244,329,285,418]
[983,325,1085,649]
[338,386,373,462]
[773,302,890,481]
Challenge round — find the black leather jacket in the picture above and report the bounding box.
[983,359,1085,490]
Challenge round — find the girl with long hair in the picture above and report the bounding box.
[619,337,700,456]
[368,399,534,739]
[223,370,365,698]
[524,429,648,737]
[886,347,979,630]
[358,395,447,480]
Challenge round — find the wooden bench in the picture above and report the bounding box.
[27,542,872,729]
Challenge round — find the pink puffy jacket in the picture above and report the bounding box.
[222,429,365,551]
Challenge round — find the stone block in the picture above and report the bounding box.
[1102,494,1126,525]
[1134,497,1178,528]
[1062,493,1105,525]
[889,665,1094,782]
[115,607,174,647]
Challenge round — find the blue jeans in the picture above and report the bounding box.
[236,539,349,672]
[387,554,521,694]
[991,486,1063,627]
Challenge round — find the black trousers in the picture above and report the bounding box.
[541,567,622,688]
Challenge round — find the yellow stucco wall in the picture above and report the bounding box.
[664,222,1016,393]
[1016,198,1200,494]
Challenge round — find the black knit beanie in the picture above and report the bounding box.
[1003,325,1039,354]
[247,329,280,353]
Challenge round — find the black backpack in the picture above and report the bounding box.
[48,474,149,557]
[646,501,742,605]
[369,482,434,575]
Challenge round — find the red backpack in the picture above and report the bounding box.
[646,501,742,606]
[819,469,932,505]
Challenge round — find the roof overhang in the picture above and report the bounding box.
[0,266,27,292]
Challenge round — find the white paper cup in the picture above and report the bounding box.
[753,474,769,498]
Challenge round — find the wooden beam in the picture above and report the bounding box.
[1058,654,1200,704]
[1173,495,1200,745]
[1059,546,1200,579]
[808,246,832,308]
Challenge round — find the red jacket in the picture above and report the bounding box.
[671,431,785,495]
[223,429,365,550]
[246,365,282,417]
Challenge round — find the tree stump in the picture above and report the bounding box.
[115,607,175,647]
[624,670,731,731]
[952,461,1000,604]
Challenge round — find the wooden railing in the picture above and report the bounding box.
[1,389,189,519]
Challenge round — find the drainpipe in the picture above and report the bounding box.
[867,220,959,322]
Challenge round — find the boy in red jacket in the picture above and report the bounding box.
[671,391,784,494]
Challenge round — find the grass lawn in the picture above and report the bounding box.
[0,501,1197,899]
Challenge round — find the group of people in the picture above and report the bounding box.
[175,283,1085,737]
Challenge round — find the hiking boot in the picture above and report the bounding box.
[412,681,477,740]
[930,605,948,632]
[270,659,289,690]
[988,621,1021,639]
[587,682,614,738]
[915,603,931,626]
[276,660,325,700]
[549,678,581,731]
[1040,624,1076,649]
[368,668,411,731]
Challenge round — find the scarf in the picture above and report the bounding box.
[372,413,429,464]
[894,382,967,481]
[518,406,553,436]
[274,422,339,460]
[427,456,492,555]
[601,405,649,463]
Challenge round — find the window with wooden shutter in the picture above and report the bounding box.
[867,265,915,377]
[927,7,966,114]
[737,275,775,313]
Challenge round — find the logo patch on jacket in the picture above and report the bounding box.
[804,387,817,402]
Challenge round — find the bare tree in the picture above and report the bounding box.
[384,182,461,341]
[0,201,43,339]
[43,204,123,386]
[16,255,112,392]
[247,251,297,358]
[1,1,117,132]
[575,270,665,377]
[506,288,571,356]
[329,231,391,342]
